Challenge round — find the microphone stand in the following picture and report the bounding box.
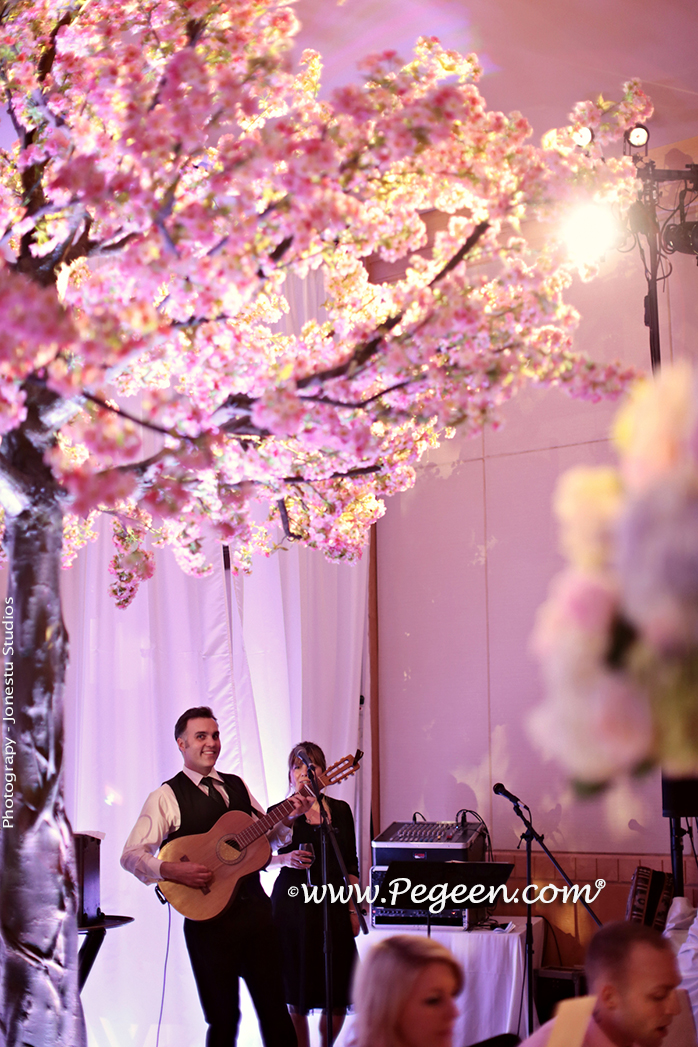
[500,794,601,1035]
[304,763,368,1047]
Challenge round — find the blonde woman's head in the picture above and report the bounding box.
[353,935,463,1047]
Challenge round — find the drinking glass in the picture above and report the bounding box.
[299,842,315,884]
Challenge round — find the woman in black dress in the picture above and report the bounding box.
[271,741,360,1047]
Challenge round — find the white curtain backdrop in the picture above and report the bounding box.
[59,267,371,1047]
[62,520,368,1047]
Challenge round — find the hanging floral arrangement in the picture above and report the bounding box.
[530,360,698,790]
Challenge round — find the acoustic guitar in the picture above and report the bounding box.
[158,751,363,920]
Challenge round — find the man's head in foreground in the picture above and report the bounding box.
[586,921,681,1047]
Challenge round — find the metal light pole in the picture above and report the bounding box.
[629,159,698,373]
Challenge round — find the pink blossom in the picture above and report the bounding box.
[63,468,138,517]
[527,672,654,784]
[532,569,619,659]
[0,0,648,604]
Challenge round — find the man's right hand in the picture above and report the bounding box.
[160,860,213,887]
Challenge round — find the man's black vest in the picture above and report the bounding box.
[164,771,266,905]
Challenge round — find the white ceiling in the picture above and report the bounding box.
[294,0,698,147]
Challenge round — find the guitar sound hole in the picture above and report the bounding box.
[217,837,245,865]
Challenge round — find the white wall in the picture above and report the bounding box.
[375,138,698,854]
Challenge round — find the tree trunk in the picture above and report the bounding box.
[0,406,85,1045]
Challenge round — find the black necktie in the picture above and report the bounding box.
[200,776,227,812]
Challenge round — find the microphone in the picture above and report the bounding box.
[493,782,524,806]
[296,748,320,802]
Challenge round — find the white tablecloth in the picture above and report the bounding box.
[335,917,544,1047]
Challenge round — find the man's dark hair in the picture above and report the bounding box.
[586,920,673,990]
[174,706,217,741]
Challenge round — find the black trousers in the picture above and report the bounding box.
[184,893,297,1047]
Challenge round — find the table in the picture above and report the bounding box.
[78,915,133,991]
[343,917,544,1047]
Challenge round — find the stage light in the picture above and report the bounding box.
[628,124,649,148]
[572,126,594,149]
[624,124,650,156]
[561,202,620,266]
[663,221,698,256]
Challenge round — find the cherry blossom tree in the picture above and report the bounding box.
[0,0,651,1041]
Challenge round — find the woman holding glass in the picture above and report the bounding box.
[271,741,360,1047]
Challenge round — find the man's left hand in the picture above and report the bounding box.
[283,791,314,824]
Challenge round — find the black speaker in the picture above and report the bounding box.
[662,777,698,818]
[369,866,465,928]
[534,967,587,1024]
[74,832,102,927]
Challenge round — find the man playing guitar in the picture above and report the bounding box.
[121,705,313,1047]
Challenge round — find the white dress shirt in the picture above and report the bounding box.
[120,766,291,884]
[521,1016,626,1047]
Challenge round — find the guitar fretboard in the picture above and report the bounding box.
[233,782,317,848]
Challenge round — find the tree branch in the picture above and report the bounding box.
[170,312,230,331]
[211,394,271,436]
[86,230,140,257]
[429,220,490,286]
[277,498,302,540]
[208,223,492,434]
[255,235,293,277]
[71,222,491,461]
[282,463,382,483]
[300,379,414,409]
[114,448,169,476]
[296,220,491,390]
[36,11,73,84]
[81,391,175,437]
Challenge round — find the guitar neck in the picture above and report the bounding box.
[234,783,316,848]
